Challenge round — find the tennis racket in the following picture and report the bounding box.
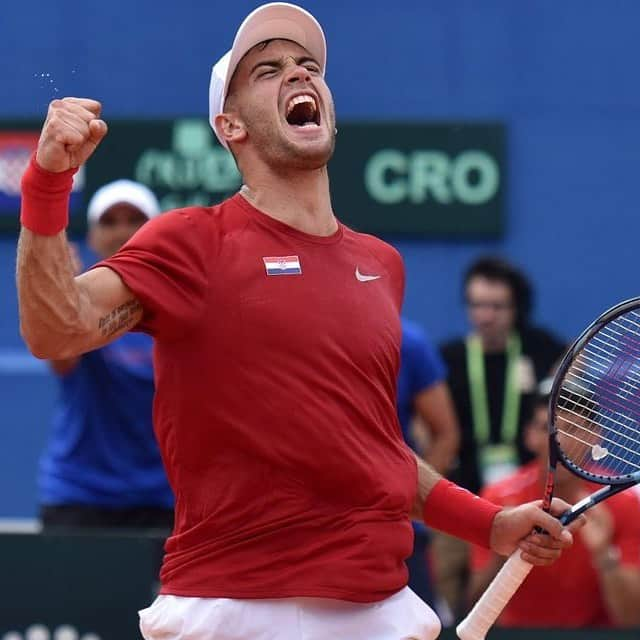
[457,297,640,640]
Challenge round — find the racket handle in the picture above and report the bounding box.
[456,551,533,640]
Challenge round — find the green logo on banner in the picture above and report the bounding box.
[134,119,241,210]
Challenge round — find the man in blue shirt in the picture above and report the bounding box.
[397,318,460,609]
[38,180,174,531]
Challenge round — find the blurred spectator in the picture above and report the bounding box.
[468,391,640,628]
[434,255,566,618]
[398,318,460,609]
[38,180,174,532]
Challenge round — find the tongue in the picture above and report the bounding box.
[287,101,316,126]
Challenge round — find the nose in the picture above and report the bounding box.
[284,60,312,84]
[471,305,496,326]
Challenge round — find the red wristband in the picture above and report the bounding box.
[20,154,77,235]
[423,478,501,548]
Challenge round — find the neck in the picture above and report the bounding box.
[477,333,510,353]
[239,164,337,236]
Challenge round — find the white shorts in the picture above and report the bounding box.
[139,587,441,640]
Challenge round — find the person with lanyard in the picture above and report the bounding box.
[434,255,567,620]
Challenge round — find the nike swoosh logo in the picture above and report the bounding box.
[355,266,381,282]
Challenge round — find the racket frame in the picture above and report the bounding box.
[547,296,640,526]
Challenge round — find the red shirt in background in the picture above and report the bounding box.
[471,462,640,627]
[98,194,416,601]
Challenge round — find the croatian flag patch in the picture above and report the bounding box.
[263,255,302,276]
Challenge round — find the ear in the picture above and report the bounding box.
[215,111,247,147]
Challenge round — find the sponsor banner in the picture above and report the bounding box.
[0,120,504,236]
[328,122,504,235]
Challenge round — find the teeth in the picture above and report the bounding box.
[287,94,317,116]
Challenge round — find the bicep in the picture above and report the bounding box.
[73,266,143,352]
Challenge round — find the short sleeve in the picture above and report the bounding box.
[96,208,210,339]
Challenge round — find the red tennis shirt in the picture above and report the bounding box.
[99,194,416,601]
[471,462,640,627]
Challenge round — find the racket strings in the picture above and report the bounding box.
[588,336,640,396]
[572,354,640,411]
[554,410,640,470]
[559,377,640,440]
[562,360,640,448]
[554,309,640,479]
[582,333,640,395]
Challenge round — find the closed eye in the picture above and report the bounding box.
[256,67,279,79]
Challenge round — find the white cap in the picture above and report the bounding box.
[87,180,161,224]
[208,2,327,149]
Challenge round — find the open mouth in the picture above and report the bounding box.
[285,94,320,127]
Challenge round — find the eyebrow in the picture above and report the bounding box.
[249,55,320,76]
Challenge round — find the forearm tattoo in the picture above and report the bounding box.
[98,299,142,337]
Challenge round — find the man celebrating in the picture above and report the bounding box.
[17,4,579,639]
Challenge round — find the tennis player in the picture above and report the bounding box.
[17,4,581,639]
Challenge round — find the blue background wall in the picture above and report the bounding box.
[2,0,640,516]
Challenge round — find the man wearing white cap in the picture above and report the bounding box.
[17,3,581,638]
[38,180,174,533]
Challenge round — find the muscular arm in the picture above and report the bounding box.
[412,381,460,474]
[17,228,142,359]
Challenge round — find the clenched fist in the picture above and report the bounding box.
[35,97,108,173]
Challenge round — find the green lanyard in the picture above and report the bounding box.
[465,333,522,446]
